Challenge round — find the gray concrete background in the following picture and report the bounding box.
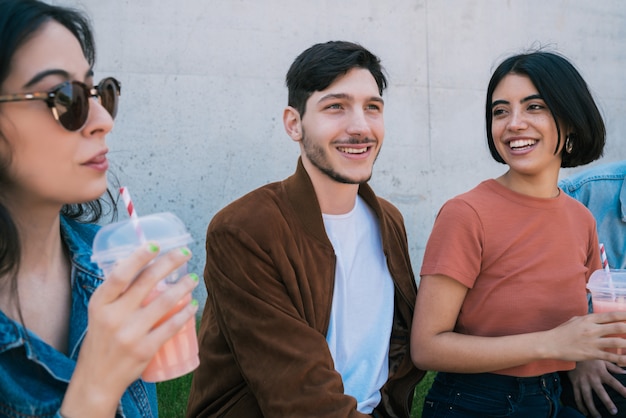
[55,0,626,305]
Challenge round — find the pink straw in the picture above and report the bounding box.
[120,186,147,243]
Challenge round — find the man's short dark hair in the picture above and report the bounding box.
[286,40,387,117]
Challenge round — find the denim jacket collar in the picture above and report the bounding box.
[60,215,105,280]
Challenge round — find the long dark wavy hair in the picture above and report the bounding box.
[0,0,117,321]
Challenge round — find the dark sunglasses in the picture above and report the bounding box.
[0,77,121,131]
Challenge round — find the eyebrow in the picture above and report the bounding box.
[491,94,542,108]
[23,68,95,88]
[317,93,384,106]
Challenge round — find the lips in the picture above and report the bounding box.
[83,151,109,171]
[87,154,107,164]
[337,146,369,154]
[508,139,537,150]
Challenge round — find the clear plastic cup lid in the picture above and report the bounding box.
[587,269,626,294]
[91,212,192,264]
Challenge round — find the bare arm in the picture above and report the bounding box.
[60,244,199,418]
[411,274,626,373]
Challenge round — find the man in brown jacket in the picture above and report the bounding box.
[187,40,424,418]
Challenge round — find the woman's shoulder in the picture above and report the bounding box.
[440,180,498,211]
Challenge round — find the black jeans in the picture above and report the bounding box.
[422,372,585,418]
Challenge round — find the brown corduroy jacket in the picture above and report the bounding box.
[186,159,424,418]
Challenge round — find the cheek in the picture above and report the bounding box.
[0,119,18,182]
[0,140,11,183]
[302,119,331,143]
[371,117,384,138]
[9,130,73,182]
[541,116,560,137]
[491,120,506,140]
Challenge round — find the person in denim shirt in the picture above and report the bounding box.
[0,1,199,417]
[559,160,626,418]
[560,160,626,270]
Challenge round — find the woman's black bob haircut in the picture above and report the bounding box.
[485,50,605,168]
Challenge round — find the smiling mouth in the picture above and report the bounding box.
[338,146,369,154]
[509,139,537,150]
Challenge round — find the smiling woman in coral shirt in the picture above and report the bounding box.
[411,50,621,418]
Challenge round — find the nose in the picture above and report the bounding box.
[346,108,371,138]
[507,108,528,131]
[83,96,114,137]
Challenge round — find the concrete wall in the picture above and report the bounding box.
[55,0,626,304]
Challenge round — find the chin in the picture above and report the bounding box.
[71,183,108,204]
[335,175,372,185]
[345,169,373,184]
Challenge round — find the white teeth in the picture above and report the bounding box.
[509,139,537,149]
[338,147,367,154]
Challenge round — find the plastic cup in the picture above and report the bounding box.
[91,212,199,382]
[587,269,626,355]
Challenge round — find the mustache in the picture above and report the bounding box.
[333,137,377,145]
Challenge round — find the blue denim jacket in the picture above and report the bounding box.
[559,160,626,270]
[0,216,158,418]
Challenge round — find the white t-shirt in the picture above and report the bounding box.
[323,196,395,413]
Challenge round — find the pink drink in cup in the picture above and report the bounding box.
[91,211,199,382]
[587,269,626,355]
[141,287,198,381]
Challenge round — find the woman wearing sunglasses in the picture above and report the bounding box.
[0,0,199,417]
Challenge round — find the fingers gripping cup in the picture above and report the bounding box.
[587,269,626,355]
[91,211,200,382]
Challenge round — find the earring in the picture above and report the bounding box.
[565,135,573,154]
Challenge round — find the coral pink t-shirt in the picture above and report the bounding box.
[421,179,601,377]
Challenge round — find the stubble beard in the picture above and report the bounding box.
[301,128,377,185]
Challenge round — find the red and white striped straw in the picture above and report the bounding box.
[120,186,147,242]
[600,242,611,273]
[120,187,138,219]
[600,242,616,301]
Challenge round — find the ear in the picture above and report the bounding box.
[283,106,302,142]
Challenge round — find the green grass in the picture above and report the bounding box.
[157,372,194,418]
[157,370,436,418]
[412,370,436,417]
